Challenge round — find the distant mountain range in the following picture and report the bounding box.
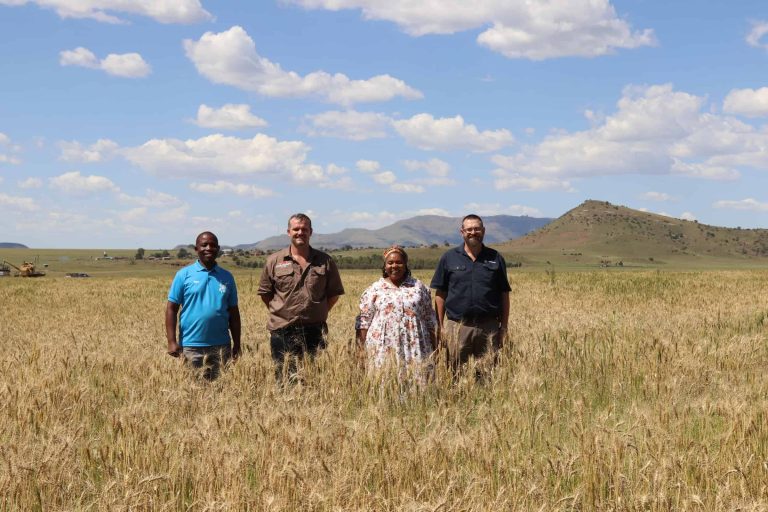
[499,200,768,263]
[236,214,553,251]
[0,243,27,249]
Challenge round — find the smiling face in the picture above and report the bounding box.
[461,218,485,249]
[384,251,407,284]
[195,232,219,269]
[287,218,312,249]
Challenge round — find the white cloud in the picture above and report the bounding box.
[640,191,674,202]
[492,83,768,183]
[490,170,574,191]
[390,183,424,193]
[287,0,655,60]
[714,198,768,212]
[0,0,212,24]
[393,113,514,152]
[59,139,118,162]
[679,212,696,221]
[194,104,268,130]
[190,180,275,198]
[403,158,450,176]
[0,192,37,212]
[0,132,22,164]
[723,87,768,117]
[0,154,21,165]
[118,189,184,207]
[402,158,455,185]
[356,159,380,173]
[747,21,768,50]
[121,134,310,178]
[463,202,543,217]
[184,26,422,106]
[303,110,390,140]
[60,47,151,77]
[372,170,397,185]
[49,171,119,195]
[100,53,151,77]
[18,177,43,189]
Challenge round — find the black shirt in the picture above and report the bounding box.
[430,245,511,321]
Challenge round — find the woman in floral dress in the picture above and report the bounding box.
[357,246,437,384]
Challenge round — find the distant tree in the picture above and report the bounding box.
[177,247,190,259]
[135,248,145,260]
[161,250,170,258]
[430,243,439,249]
[443,240,450,246]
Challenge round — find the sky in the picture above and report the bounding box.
[2,1,768,248]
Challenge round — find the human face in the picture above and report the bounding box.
[287,219,312,249]
[195,233,219,268]
[384,252,407,284]
[461,219,485,248]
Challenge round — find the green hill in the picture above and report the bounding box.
[499,200,768,268]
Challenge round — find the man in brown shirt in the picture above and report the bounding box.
[258,213,344,383]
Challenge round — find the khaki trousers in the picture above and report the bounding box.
[444,317,500,379]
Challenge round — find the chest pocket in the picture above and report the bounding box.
[306,266,327,302]
[274,263,295,291]
[449,264,467,273]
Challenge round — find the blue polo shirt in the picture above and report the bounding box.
[430,245,511,322]
[168,261,238,347]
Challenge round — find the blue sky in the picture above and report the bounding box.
[2,1,768,248]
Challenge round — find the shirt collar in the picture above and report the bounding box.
[194,260,218,272]
[281,245,318,262]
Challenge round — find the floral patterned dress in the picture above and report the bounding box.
[358,276,437,374]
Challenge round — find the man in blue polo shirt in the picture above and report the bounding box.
[165,231,241,380]
[430,214,511,380]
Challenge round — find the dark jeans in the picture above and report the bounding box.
[270,323,327,384]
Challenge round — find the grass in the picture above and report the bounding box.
[2,268,768,510]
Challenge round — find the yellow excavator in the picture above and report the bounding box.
[2,259,46,277]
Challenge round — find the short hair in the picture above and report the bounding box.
[461,214,484,228]
[288,213,312,230]
[195,231,219,247]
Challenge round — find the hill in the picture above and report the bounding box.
[0,242,28,249]
[237,214,552,251]
[499,200,768,267]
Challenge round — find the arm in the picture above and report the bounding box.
[434,289,447,349]
[260,294,272,307]
[228,305,241,359]
[327,295,340,311]
[165,301,181,357]
[498,292,510,348]
[257,263,274,308]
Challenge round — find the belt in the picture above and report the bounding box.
[274,322,325,333]
[450,313,498,324]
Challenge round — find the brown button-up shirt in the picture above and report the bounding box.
[257,246,345,331]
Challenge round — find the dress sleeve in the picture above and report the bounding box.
[358,282,378,330]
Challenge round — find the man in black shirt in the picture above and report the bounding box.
[430,214,511,379]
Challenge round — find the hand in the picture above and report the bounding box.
[496,327,507,349]
[232,344,241,360]
[167,341,181,357]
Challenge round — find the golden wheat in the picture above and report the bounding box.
[1,269,767,510]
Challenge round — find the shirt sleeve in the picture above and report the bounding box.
[497,254,512,292]
[325,257,345,297]
[228,274,239,307]
[168,270,185,305]
[357,283,377,330]
[257,259,274,296]
[429,254,448,290]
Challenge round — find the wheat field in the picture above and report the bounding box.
[2,269,768,511]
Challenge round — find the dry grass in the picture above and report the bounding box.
[2,269,768,511]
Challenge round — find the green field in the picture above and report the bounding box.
[2,267,768,509]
